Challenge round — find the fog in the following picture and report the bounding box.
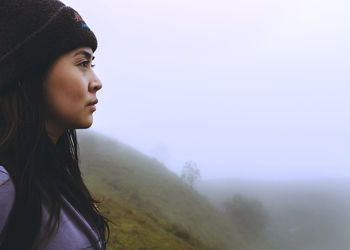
[62,0,350,180]
[196,178,350,250]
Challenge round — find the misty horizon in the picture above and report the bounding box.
[66,0,349,180]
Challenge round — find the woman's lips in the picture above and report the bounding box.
[88,104,96,111]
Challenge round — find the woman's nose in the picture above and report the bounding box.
[89,73,102,92]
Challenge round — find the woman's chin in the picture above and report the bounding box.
[82,120,93,129]
[74,117,93,129]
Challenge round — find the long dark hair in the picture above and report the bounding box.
[0,64,112,249]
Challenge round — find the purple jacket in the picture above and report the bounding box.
[0,165,104,250]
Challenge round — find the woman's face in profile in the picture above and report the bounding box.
[43,46,102,133]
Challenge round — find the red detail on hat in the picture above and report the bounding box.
[74,12,84,22]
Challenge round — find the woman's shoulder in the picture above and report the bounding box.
[0,165,13,188]
[0,165,13,187]
[0,165,16,234]
[0,165,10,182]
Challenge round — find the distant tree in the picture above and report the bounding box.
[223,194,269,238]
[180,161,201,188]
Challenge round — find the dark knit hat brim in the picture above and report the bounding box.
[0,3,97,94]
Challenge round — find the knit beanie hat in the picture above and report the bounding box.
[0,0,98,94]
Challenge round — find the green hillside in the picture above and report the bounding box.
[77,130,275,250]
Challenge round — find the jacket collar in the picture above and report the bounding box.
[61,194,103,250]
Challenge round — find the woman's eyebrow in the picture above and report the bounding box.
[73,50,95,60]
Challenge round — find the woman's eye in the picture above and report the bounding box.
[79,61,95,68]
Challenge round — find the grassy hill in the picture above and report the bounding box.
[77,130,275,250]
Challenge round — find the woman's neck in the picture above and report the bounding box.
[45,120,65,145]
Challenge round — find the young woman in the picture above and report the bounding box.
[0,0,111,249]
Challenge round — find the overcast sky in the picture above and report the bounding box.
[63,0,349,180]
